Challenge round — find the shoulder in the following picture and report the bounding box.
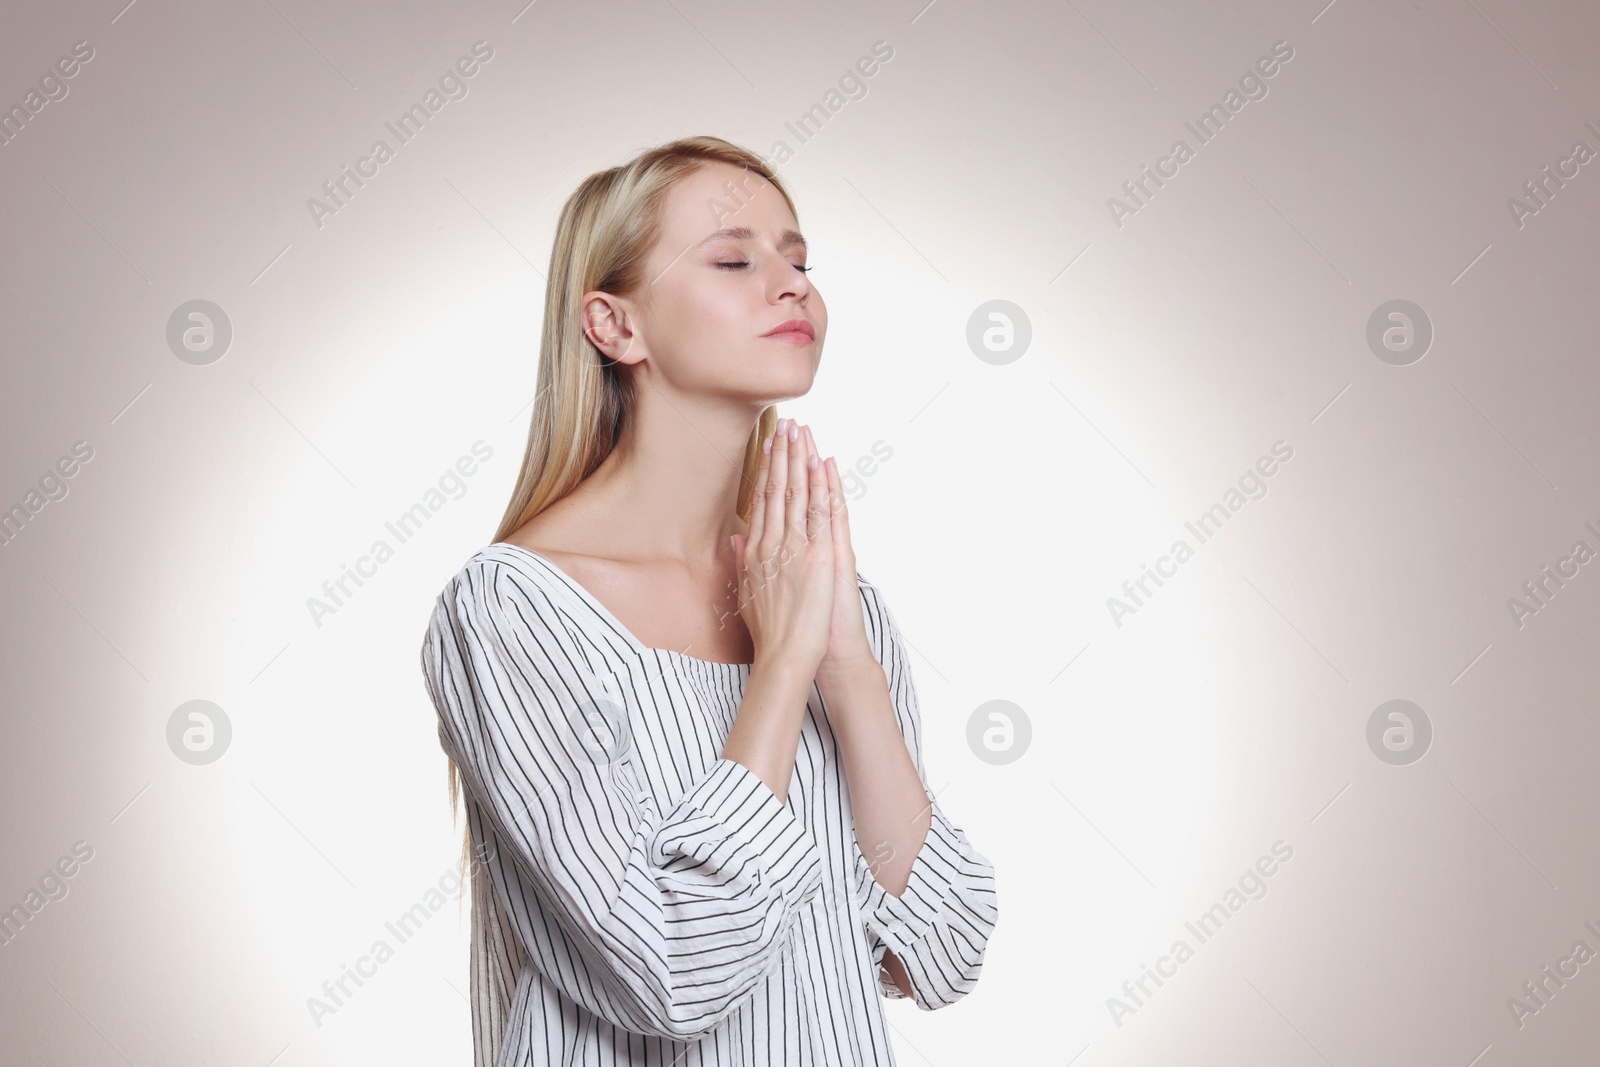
[427,544,566,634]
[453,542,564,592]
[420,547,595,695]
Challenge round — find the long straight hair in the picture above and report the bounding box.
[447,135,797,886]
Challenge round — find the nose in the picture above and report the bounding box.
[764,259,811,303]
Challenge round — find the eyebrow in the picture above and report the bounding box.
[696,225,807,251]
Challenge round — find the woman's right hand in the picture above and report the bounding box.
[730,417,835,678]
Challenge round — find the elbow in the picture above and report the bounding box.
[916,952,988,1011]
[612,961,795,1041]
[630,1012,731,1044]
[909,941,990,1011]
[905,897,998,1011]
[601,887,810,1041]
[596,975,762,1042]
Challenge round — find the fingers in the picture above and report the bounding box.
[749,426,772,548]
[805,427,829,541]
[824,453,849,553]
[755,419,793,585]
[754,417,836,565]
[761,419,790,571]
[800,424,841,540]
[785,419,808,546]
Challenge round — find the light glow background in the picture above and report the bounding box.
[3,0,1599,1064]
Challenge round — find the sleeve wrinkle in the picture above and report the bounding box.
[848,575,1000,1009]
[423,560,825,1040]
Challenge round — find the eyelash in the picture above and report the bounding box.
[716,261,812,274]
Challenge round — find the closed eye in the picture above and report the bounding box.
[715,261,812,274]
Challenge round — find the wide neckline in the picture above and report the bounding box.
[486,542,753,671]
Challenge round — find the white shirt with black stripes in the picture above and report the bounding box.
[419,542,999,1066]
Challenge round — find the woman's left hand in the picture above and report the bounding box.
[800,425,878,686]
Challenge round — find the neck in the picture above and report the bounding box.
[580,392,762,565]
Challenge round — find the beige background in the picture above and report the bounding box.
[2,0,1598,1063]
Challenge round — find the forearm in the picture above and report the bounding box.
[720,655,819,804]
[820,660,931,897]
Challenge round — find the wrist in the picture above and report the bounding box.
[817,658,894,749]
[815,654,885,696]
[752,652,824,700]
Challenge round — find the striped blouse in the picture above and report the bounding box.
[419,542,999,1066]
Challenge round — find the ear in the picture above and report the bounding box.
[580,291,644,366]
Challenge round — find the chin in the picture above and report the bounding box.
[770,364,820,396]
[742,376,816,405]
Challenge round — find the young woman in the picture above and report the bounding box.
[420,135,998,1066]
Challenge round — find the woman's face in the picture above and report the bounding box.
[592,161,826,404]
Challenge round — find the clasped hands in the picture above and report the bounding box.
[729,416,879,688]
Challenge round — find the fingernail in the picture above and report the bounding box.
[776,418,787,435]
[788,422,799,442]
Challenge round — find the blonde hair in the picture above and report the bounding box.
[447,135,798,887]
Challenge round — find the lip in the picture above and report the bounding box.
[761,318,815,343]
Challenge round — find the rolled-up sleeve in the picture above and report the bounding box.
[849,575,1000,1009]
[421,560,825,1040]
